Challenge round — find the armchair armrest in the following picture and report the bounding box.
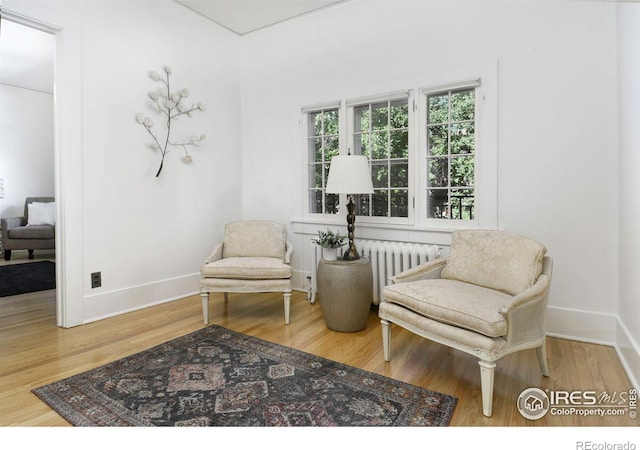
[285,240,293,264]
[2,216,26,230]
[204,243,223,264]
[500,274,550,313]
[389,258,447,284]
[500,273,551,346]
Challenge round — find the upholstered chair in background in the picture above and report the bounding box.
[379,229,553,417]
[200,220,293,325]
[1,197,55,261]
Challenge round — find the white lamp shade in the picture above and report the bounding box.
[325,155,374,194]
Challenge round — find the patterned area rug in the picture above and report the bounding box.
[33,325,457,426]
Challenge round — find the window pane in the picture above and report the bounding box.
[390,161,408,187]
[323,110,339,135]
[371,103,389,130]
[372,190,389,216]
[428,157,448,187]
[356,133,370,159]
[356,105,369,133]
[428,94,448,124]
[451,156,474,187]
[451,89,474,122]
[309,137,322,162]
[371,131,388,159]
[311,112,323,136]
[450,122,475,154]
[427,189,449,219]
[428,125,448,156]
[391,189,409,217]
[390,101,409,129]
[309,190,322,213]
[372,163,388,189]
[354,194,370,216]
[325,135,339,159]
[450,188,474,220]
[309,163,323,189]
[390,129,409,158]
[325,192,339,214]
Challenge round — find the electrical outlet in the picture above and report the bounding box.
[91,272,102,289]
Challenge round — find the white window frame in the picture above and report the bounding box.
[345,90,415,226]
[300,61,498,233]
[416,65,498,231]
[302,101,344,220]
[419,80,480,227]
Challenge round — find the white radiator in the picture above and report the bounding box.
[309,239,441,305]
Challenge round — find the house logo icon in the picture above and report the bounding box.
[517,388,550,420]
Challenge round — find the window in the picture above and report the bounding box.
[306,108,340,215]
[425,87,476,220]
[350,96,411,219]
[302,71,495,231]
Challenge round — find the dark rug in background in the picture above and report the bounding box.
[33,325,457,426]
[0,261,56,297]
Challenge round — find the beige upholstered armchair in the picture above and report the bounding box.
[379,229,552,417]
[200,221,293,325]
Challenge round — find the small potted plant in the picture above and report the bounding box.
[312,228,346,261]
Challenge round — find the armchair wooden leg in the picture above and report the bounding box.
[223,292,229,303]
[283,290,291,325]
[28,249,34,259]
[478,360,496,417]
[200,291,209,325]
[381,319,391,362]
[537,337,550,377]
[3,250,11,261]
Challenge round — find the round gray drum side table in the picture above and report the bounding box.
[317,257,373,332]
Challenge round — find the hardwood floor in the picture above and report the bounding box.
[1,274,637,431]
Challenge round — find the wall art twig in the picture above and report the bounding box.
[135,66,206,177]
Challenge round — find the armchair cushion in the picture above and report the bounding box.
[441,230,546,296]
[223,221,286,260]
[201,257,292,280]
[383,279,510,337]
[8,225,55,240]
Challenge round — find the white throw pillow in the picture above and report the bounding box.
[27,202,56,226]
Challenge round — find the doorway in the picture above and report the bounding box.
[0,5,85,328]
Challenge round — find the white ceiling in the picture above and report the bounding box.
[174,0,344,35]
[0,1,344,93]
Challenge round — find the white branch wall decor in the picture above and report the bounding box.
[135,66,206,177]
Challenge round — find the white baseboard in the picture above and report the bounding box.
[615,318,640,389]
[542,306,639,389]
[83,272,200,324]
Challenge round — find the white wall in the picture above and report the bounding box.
[5,0,244,323]
[617,2,640,387]
[0,84,54,219]
[240,1,622,342]
[75,1,244,320]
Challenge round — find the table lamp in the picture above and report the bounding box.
[325,154,374,260]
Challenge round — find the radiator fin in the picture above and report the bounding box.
[310,239,441,305]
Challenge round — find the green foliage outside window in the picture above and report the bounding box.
[427,88,476,220]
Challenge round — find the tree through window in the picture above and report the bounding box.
[426,87,476,220]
